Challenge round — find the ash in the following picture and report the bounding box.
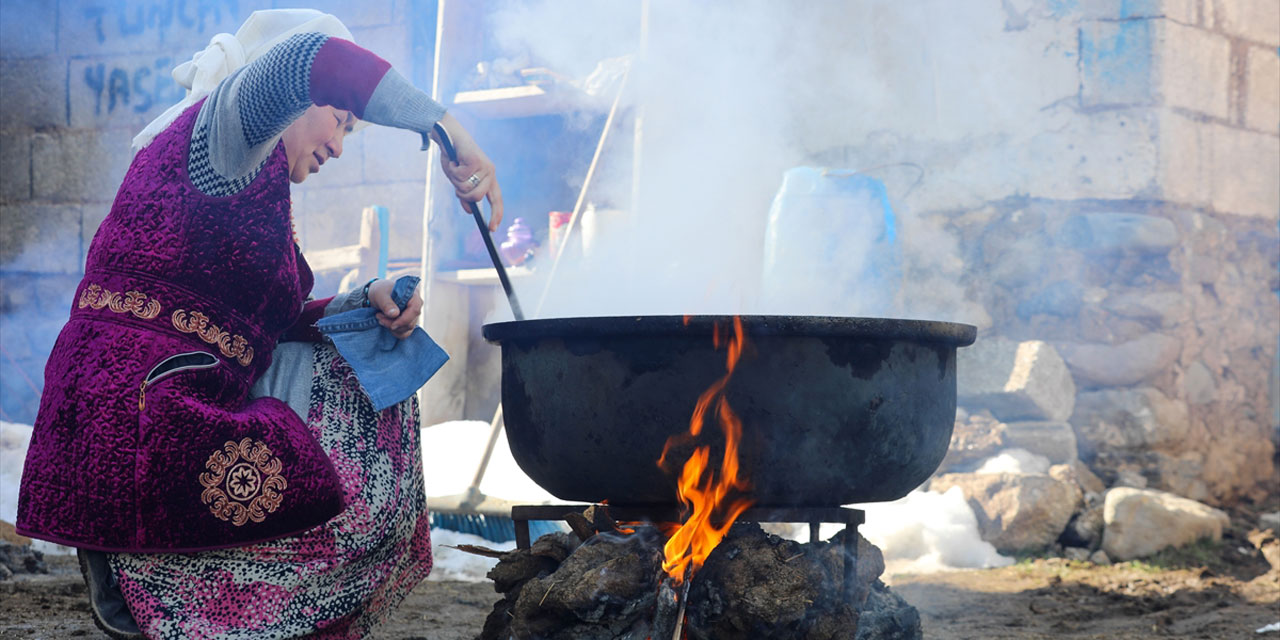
[480,522,921,640]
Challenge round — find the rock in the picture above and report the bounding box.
[0,541,46,576]
[1004,421,1079,464]
[1056,334,1181,388]
[1114,469,1149,489]
[1017,280,1083,319]
[1090,549,1112,565]
[1056,213,1179,255]
[1059,502,1105,549]
[855,580,923,640]
[938,413,1007,473]
[930,472,1082,553]
[1103,291,1187,327]
[1246,528,1280,573]
[1100,488,1230,561]
[0,521,31,547]
[1182,360,1216,405]
[1063,547,1092,562]
[988,238,1048,288]
[1070,387,1191,457]
[1049,460,1107,495]
[1149,452,1211,503]
[959,339,1076,422]
[1261,512,1280,533]
[975,449,1051,475]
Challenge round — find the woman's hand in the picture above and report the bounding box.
[431,113,504,232]
[368,279,422,340]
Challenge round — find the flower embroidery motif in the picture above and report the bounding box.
[199,438,287,527]
[78,284,162,320]
[172,309,255,366]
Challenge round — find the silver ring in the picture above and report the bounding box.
[466,173,481,188]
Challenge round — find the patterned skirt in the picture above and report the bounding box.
[107,343,433,639]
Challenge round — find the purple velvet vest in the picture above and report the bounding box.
[16,100,344,552]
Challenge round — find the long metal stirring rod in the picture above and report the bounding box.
[430,122,526,321]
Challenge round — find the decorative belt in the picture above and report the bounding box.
[72,271,275,369]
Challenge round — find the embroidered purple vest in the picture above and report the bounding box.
[16,100,345,552]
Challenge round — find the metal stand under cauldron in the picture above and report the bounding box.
[510,504,866,599]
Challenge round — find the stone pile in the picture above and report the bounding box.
[945,205,1278,507]
[0,521,47,580]
[942,337,1242,562]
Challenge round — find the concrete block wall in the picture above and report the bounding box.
[864,0,1277,504]
[816,0,1279,219]
[0,0,434,423]
[1074,1,1279,218]
[794,0,1275,503]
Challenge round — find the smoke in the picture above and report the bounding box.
[485,0,979,323]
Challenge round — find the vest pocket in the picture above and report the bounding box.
[140,351,220,411]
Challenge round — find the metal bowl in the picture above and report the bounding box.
[483,315,976,507]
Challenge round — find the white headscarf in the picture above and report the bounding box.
[131,9,355,154]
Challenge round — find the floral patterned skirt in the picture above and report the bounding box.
[107,344,433,639]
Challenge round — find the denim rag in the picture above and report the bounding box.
[315,275,449,411]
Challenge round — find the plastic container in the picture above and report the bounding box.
[547,211,572,262]
[761,167,901,316]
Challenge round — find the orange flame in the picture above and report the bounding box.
[657,316,754,583]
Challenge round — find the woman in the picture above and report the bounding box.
[15,10,499,638]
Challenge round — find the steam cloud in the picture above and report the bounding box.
[485,0,977,323]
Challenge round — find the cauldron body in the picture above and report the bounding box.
[482,316,976,507]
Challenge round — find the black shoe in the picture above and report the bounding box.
[77,549,144,639]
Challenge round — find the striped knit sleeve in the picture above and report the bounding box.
[189,33,445,197]
[191,32,328,197]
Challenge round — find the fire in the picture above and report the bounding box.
[657,316,754,583]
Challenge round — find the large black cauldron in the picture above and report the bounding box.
[482,316,976,507]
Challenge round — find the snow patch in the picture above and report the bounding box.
[0,421,74,555]
[976,447,1051,475]
[422,420,557,504]
[428,528,516,582]
[785,488,1012,579]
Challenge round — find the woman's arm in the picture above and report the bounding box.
[191,33,445,196]
[193,33,502,228]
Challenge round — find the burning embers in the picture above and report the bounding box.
[656,316,755,586]
[477,512,918,640]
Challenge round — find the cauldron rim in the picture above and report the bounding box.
[483,314,976,346]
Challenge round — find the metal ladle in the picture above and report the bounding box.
[429,122,525,321]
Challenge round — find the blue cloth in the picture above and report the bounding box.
[315,275,449,411]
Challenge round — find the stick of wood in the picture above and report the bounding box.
[650,574,681,636]
[564,512,596,542]
[585,504,622,536]
[672,568,692,640]
[444,544,507,559]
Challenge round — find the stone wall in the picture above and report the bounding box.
[835,0,1278,505]
[946,201,1277,504]
[0,0,436,423]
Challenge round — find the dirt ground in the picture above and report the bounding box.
[892,558,1279,639]
[3,518,1277,639]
